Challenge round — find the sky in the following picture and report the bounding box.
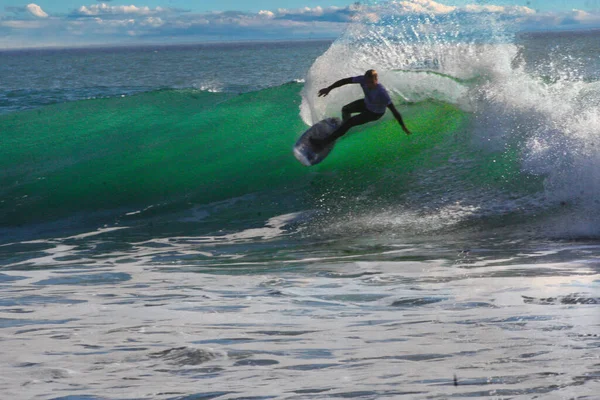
[2,0,600,49]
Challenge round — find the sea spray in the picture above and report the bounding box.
[301,1,600,237]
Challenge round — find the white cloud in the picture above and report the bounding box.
[141,17,164,28]
[258,10,275,19]
[73,3,182,18]
[397,0,456,14]
[276,6,329,16]
[463,4,536,15]
[4,1,600,49]
[388,0,537,16]
[26,3,48,18]
[76,4,154,16]
[569,9,596,23]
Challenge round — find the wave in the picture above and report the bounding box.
[300,4,600,238]
[0,79,554,244]
[2,4,600,240]
[0,83,464,223]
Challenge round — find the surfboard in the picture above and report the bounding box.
[293,117,342,166]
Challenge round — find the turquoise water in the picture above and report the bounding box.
[1,7,599,400]
[0,83,473,230]
[2,34,599,241]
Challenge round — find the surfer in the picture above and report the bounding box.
[310,69,411,150]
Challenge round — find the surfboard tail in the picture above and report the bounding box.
[293,146,313,167]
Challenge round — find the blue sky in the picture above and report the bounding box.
[2,1,600,48]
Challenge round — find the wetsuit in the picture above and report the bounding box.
[311,75,392,149]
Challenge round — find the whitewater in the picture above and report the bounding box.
[0,2,599,399]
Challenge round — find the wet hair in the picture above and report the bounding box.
[365,69,378,80]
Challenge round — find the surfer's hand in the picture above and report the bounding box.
[403,127,412,135]
[318,87,331,97]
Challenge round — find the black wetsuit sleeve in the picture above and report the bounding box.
[329,77,354,89]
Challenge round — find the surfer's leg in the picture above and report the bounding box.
[332,111,382,140]
[311,110,384,149]
[342,99,366,122]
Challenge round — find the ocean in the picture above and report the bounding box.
[1,11,599,400]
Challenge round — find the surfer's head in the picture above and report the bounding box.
[364,69,378,89]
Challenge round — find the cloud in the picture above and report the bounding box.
[372,0,536,17]
[272,6,356,23]
[1,20,47,29]
[4,3,48,18]
[562,9,600,24]
[396,0,456,14]
[463,4,535,15]
[258,10,275,19]
[26,4,48,18]
[4,1,600,49]
[138,9,349,40]
[74,4,169,17]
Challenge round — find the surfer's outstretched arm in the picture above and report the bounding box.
[318,77,354,97]
[388,103,412,135]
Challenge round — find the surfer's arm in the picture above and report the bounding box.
[318,78,354,97]
[388,103,411,135]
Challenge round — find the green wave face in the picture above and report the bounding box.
[1,82,484,230]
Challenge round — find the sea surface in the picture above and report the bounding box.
[1,8,599,400]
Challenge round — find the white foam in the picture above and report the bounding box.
[301,3,600,235]
[65,226,129,240]
[193,82,223,93]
